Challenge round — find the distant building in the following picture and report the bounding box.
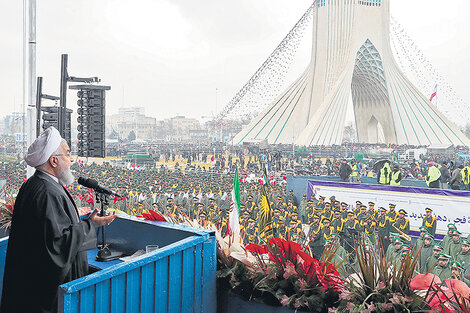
[1,113,24,136]
[107,107,157,141]
[164,116,201,141]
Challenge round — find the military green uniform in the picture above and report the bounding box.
[456,251,470,270]
[422,215,437,236]
[424,254,439,273]
[431,264,452,280]
[363,221,376,244]
[386,210,398,224]
[441,234,453,253]
[299,198,308,223]
[418,244,434,273]
[447,239,462,260]
[377,214,390,250]
[308,221,323,259]
[321,210,334,224]
[343,217,359,253]
[393,217,410,236]
[331,216,344,234]
[355,212,368,232]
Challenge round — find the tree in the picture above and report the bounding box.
[343,124,357,141]
[127,130,136,142]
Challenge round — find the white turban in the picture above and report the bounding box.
[25,126,63,168]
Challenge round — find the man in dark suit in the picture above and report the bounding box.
[1,127,116,313]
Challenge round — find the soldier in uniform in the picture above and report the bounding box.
[456,238,470,271]
[167,198,178,215]
[287,189,298,207]
[287,199,298,214]
[446,229,463,260]
[244,218,257,244]
[331,211,344,234]
[386,204,398,224]
[245,195,258,219]
[208,197,218,212]
[240,211,250,229]
[191,196,199,219]
[275,196,287,211]
[340,202,349,219]
[308,215,323,259]
[276,218,287,239]
[387,237,403,263]
[393,209,410,238]
[355,205,369,232]
[319,218,334,243]
[395,244,411,268]
[422,207,437,236]
[299,194,308,224]
[415,226,428,249]
[450,261,468,283]
[431,253,452,280]
[441,223,457,253]
[354,201,363,215]
[423,244,442,274]
[306,200,315,222]
[289,212,302,228]
[363,217,376,244]
[287,219,305,243]
[316,196,326,210]
[418,233,434,273]
[198,212,207,226]
[321,202,334,224]
[343,211,359,255]
[367,202,378,222]
[377,207,390,251]
[272,209,281,227]
[333,200,341,212]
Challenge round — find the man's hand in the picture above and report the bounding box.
[89,209,117,227]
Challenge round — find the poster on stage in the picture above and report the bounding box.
[307,180,470,235]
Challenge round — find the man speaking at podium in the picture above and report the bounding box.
[0,127,117,313]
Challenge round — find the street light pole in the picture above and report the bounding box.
[24,0,37,178]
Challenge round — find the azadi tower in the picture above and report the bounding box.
[233,0,470,146]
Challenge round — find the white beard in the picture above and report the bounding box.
[58,166,75,186]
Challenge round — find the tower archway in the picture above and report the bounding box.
[352,39,397,144]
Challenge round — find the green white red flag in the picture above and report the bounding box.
[227,168,241,236]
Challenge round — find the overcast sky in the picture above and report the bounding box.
[1,0,469,124]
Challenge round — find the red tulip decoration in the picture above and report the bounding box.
[245,237,343,291]
[139,209,167,222]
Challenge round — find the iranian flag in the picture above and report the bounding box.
[430,84,438,102]
[262,167,269,185]
[227,168,241,236]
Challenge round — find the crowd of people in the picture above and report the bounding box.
[1,147,470,285]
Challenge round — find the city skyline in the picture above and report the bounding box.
[1,0,469,126]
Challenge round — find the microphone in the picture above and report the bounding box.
[78,177,122,198]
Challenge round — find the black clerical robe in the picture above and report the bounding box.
[0,170,96,313]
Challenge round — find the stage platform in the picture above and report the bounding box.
[0,215,216,313]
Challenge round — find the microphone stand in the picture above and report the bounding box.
[95,191,125,262]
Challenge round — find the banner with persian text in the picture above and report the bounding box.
[307,180,470,235]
